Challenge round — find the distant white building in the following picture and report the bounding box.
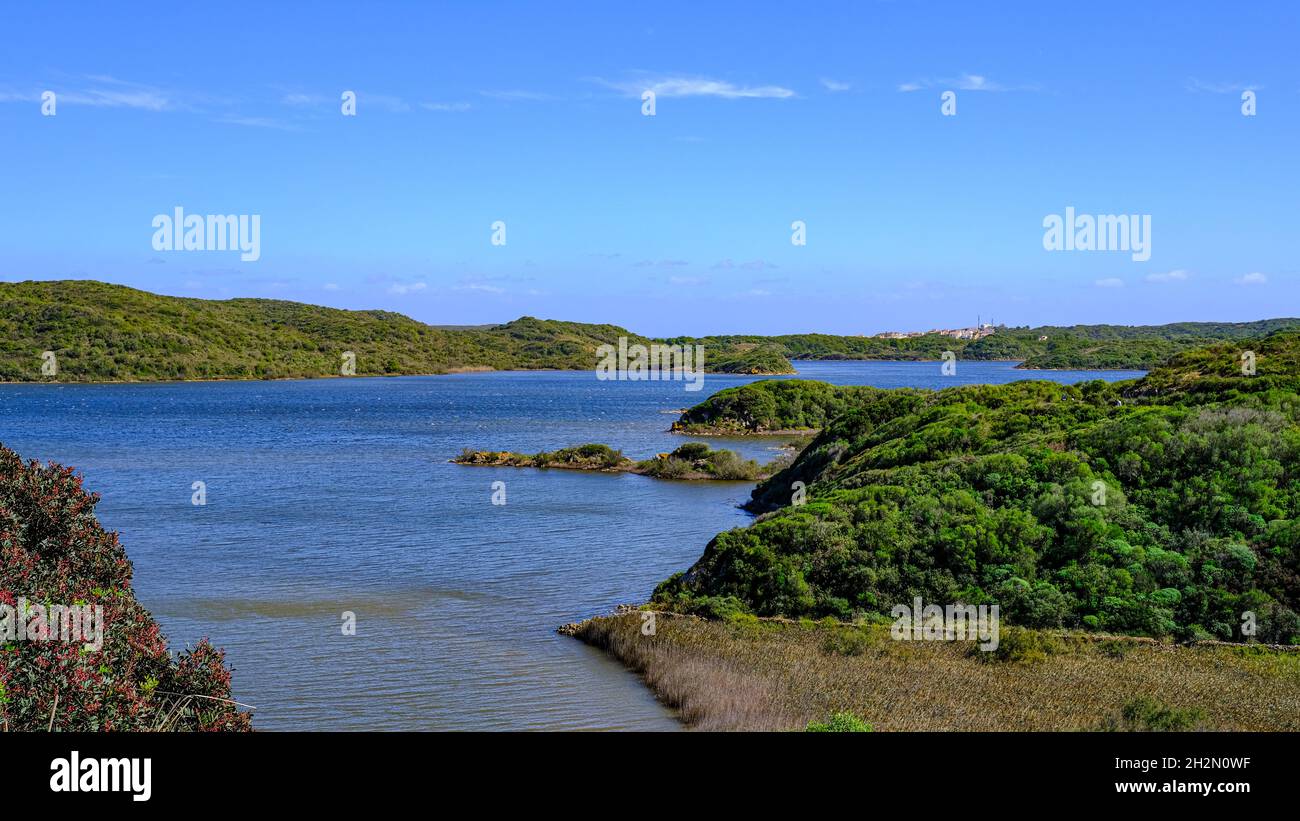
[875,325,996,340]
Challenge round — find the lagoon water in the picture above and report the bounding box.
[0,361,1143,730]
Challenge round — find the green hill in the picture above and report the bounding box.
[4,280,1298,381]
[654,332,1300,644]
[692,319,1300,371]
[0,280,756,381]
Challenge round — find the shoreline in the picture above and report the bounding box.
[0,359,1153,387]
[452,460,766,482]
[669,425,819,437]
[1013,364,1148,372]
[0,366,776,386]
[0,366,577,386]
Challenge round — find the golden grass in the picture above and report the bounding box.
[573,612,1300,731]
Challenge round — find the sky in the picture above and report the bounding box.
[0,1,1296,336]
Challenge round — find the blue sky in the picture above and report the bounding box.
[1,1,1295,335]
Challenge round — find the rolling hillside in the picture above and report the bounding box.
[0,280,702,381]
[3,280,1297,381]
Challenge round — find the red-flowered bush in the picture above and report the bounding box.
[0,443,252,731]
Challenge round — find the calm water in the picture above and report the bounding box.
[0,361,1143,730]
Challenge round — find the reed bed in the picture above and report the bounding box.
[574,612,1300,731]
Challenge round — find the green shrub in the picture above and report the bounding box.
[704,449,761,480]
[820,625,875,656]
[806,712,873,732]
[972,627,1063,664]
[640,457,693,479]
[670,442,712,461]
[1098,640,1132,659]
[1100,697,1210,731]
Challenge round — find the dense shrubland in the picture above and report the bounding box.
[654,332,1300,645]
[672,380,897,434]
[0,281,777,381]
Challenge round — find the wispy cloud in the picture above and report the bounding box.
[455,283,505,294]
[593,75,795,99]
[453,274,535,294]
[1146,269,1189,284]
[1187,78,1259,94]
[420,101,472,112]
[216,115,300,131]
[281,92,326,107]
[281,90,463,114]
[64,88,170,109]
[64,74,174,109]
[954,74,1005,91]
[361,93,411,113]
[634,259,690,268]
[387,281,428,295]
[1,76,174,110]
[1094,277,1125,288]
[3,75,325,126]
[1236,272,1268,285]
[713,259,778,270]
[898,73,1027,93]
[819,78,851,92]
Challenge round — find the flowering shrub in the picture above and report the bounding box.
[0,444,251,731]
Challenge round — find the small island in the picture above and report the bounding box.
[452,442,788,481]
